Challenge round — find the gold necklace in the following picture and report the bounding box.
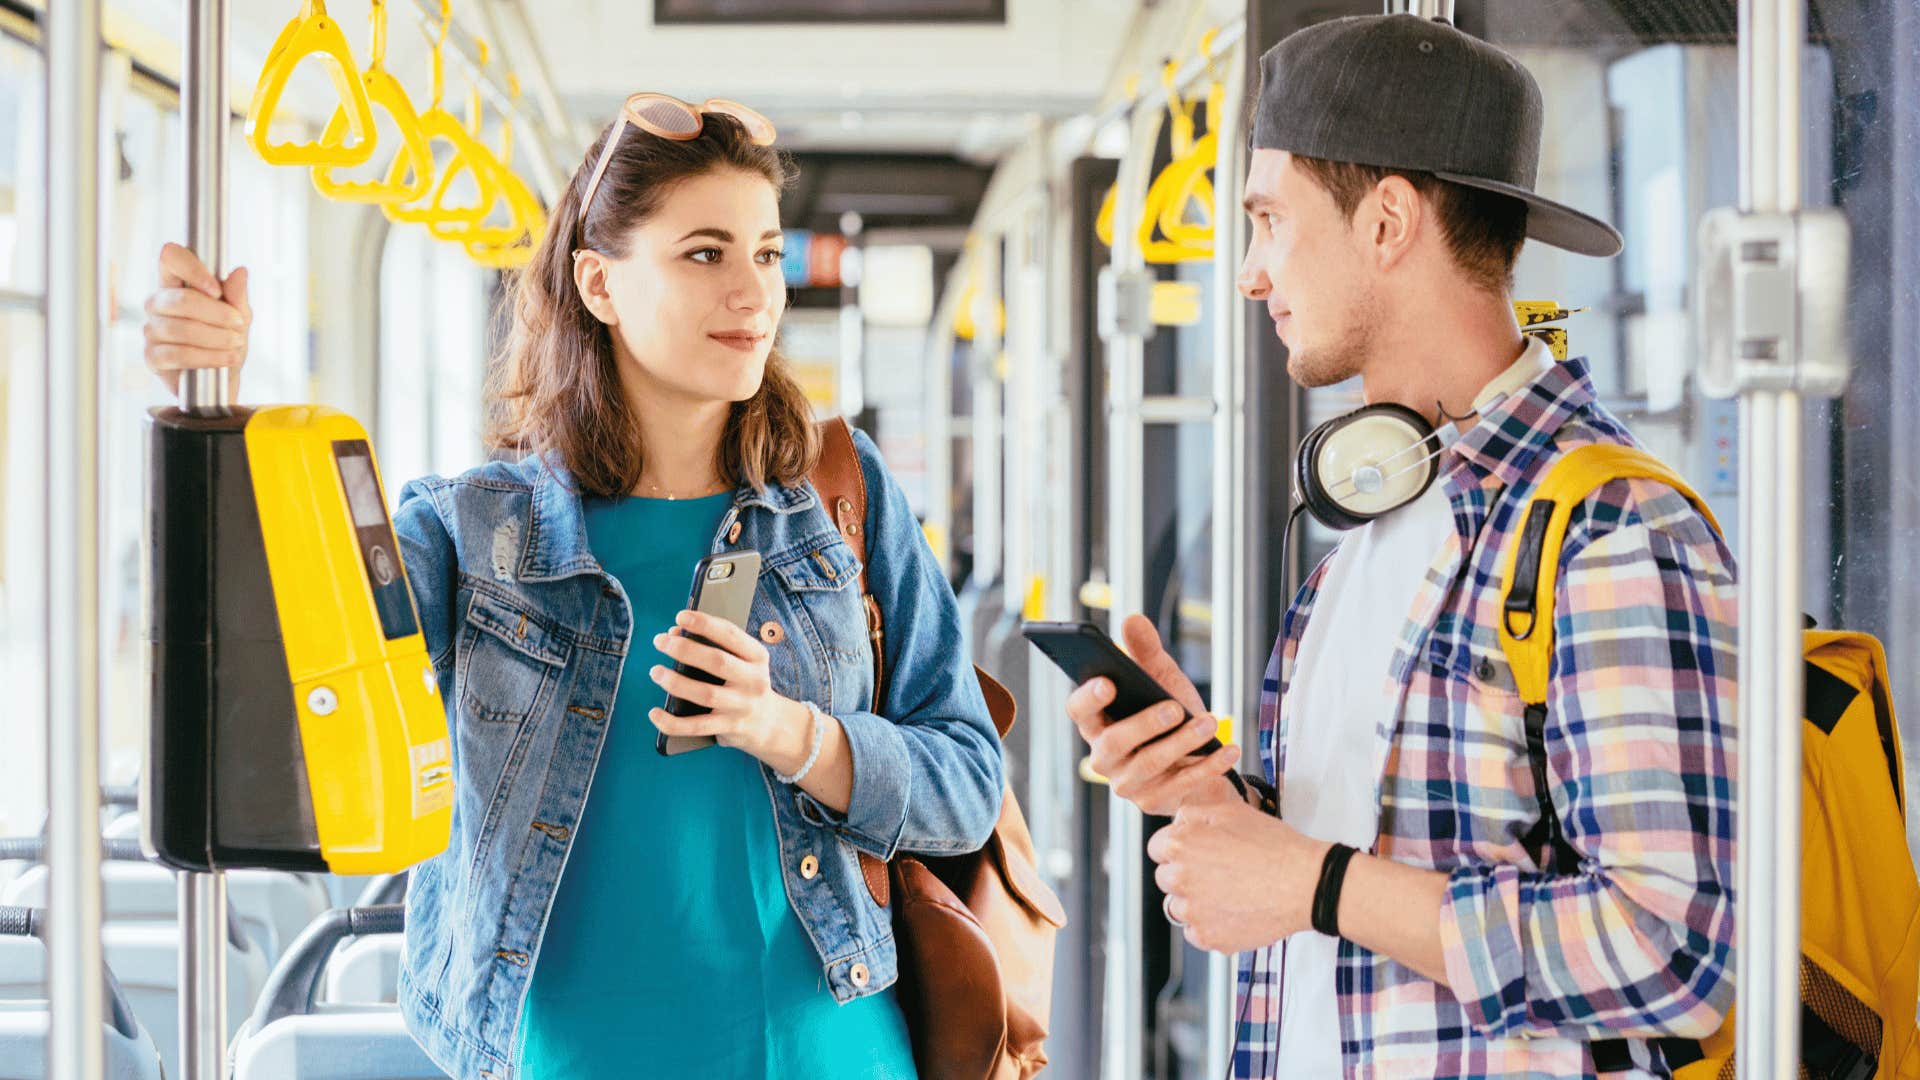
[641,476,726,501]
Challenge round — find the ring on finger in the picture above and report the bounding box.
[1162,894,1185,927]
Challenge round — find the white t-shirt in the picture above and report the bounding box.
[1268,339,1554,1074]
[1273,479,1456,1077]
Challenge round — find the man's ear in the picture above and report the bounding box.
[1366,175,1423,272]
[572,250,618,326]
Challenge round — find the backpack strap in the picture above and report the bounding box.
[1497,444,1721,1075]
[808,419,894,907]
[811,418,887,713]
[807,418,1022,910]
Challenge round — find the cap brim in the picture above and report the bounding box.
[1433,171,1624,258]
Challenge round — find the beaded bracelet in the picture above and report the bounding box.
[775,700,829,785]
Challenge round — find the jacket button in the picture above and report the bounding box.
[1475,657,1497,682]
[849,963,870,988]
[836,497,853,516]
[760,621,785,645]
[799,854,819,880]
[726,520,742,544]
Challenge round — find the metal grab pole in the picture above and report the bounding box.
[1206,42,1250,1080]
[972,245,1005,595]
[47,1,107,1077]
[182,0,229,414]
[1735,0,1806,1075]
[1098,87,1165,1080]
[1387,0,1457,20]
[180,2,231,1077]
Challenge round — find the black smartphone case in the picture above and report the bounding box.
[1020,620,1225,757]
[658,550,762,755]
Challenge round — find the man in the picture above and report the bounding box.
[1068,15,1737,1078]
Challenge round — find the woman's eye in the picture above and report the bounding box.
[756,249,785,265]
[1265,213,1282,232]
[689,248,722,264]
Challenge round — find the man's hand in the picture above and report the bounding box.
[1147,797,1329,954]
[1066,614,1243,817]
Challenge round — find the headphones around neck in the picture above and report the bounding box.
[1292,402,1444,531]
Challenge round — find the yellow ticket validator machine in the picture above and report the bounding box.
[146,405,452,875]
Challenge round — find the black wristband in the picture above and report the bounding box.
[1241,774,1280,816]
[1223,770,1250,801]
[1310,843,1359,938]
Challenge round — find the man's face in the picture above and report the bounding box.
[1236,150,1380,389]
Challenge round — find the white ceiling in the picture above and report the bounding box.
[104,0,1148,161]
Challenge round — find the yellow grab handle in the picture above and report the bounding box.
[460,170,547,267]
[312,0,432,204]
[312,67,434,204]
[432,114,531,245]
[247,0,378,168]
[1154,133,1217,249]
[381,107,503,228]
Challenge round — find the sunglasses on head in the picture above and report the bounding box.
[575,93,777,232]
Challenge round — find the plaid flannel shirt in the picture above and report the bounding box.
[1234,356,1739,1078]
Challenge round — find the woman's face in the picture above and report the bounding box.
[580,168,787,406]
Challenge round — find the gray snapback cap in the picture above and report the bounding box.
[1253,14,1623,258]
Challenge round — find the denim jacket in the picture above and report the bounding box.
[388,427,1005,1080]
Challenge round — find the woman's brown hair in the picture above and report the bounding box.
[485,111,820,498]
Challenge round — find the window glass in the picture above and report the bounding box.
[377,224,489,492]
[0,35,44,834]
[0,309,45,835]
[0,33,44,294]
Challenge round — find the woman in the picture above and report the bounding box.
[142,96,1003,1080]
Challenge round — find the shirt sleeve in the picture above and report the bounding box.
[393,477,458,673]
[1438,489,1739,1041]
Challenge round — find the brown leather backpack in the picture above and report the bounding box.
[810,417,1066,1080]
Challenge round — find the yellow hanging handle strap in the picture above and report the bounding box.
[369,0,387,66]
[387,4,504,229]
[464,73,546,268]
[248,0,378,167]
[312,0,436,205]
[435,37,513,243]
[1162,60,1194,158]
[1497,444,1723,706]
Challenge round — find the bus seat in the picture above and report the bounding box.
[102,920,269,1080]
[0,840,274,1080]
[1,841,329,967]
[0,906,164,1080]
[323,875,407,1004]
[322,934,403,1004]
[231,905,445,1080]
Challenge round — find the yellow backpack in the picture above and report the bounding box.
[1498,443,1920,1079]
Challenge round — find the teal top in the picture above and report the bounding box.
[515,492,916,1080]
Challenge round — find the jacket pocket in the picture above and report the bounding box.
[764,535,871,713]
[458,589,569,725]
[767,533,863,594]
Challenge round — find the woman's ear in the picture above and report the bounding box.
[572,250,619,326]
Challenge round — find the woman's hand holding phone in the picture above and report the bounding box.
[1064,613,1243,817]
[648,609,812,765]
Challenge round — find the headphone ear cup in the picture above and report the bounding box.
[1295,404,1442,532]
[1371,403,1443,503]
[1296,418,1372,532]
